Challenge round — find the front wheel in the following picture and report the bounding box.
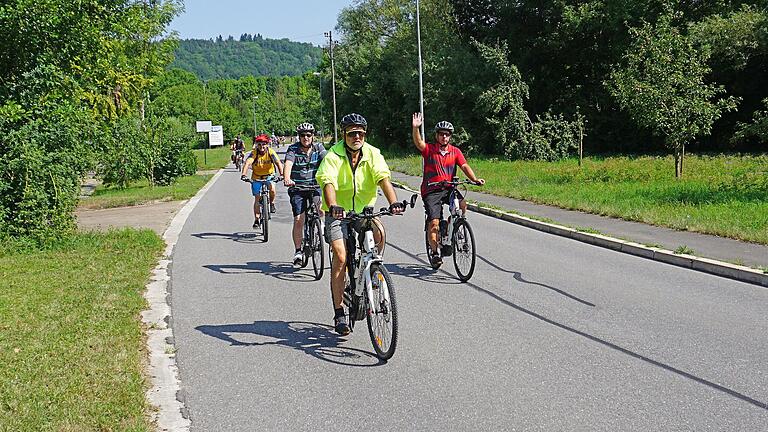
[261,194,270,242]
[452,218,476,282]
[310,218,324,280]
[366,263,398,360]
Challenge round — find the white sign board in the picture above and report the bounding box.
[196,120,212,133]
[208,125,224,147]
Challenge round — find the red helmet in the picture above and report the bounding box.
[254,133,270,143]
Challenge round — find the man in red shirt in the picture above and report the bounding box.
[412,112,485,268]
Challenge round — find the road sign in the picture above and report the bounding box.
[196,120,212,133]
[209,125,224,147]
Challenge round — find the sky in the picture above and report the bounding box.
[169,0,354,46]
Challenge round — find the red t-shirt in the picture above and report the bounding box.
[420,143,467,195]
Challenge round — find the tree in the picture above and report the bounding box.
[608,13,738,177]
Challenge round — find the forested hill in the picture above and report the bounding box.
[171,34,322,79]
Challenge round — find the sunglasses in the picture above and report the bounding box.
[299,133,313,138]
[346,131,366,138]
[437,131,452,137]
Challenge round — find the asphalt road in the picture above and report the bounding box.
[171,163,768,431]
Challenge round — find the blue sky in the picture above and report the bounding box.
[169,0,354,45]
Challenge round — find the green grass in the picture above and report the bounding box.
[386,152,768,244]
[674,245,696,255]
[0,229,165,431]
[80,175,212,210]
[194,146,232,170]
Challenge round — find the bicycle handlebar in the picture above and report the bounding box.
[335,194,418,221]
[427,179,482,187]
[242,175,282,183]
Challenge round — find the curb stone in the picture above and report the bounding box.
[142,169,224,431]
[390,180,768,288]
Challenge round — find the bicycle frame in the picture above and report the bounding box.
[349,228,389,316]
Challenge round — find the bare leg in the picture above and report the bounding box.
[330,238,347,309]
[292,213,305,250]
[428,218,440,253]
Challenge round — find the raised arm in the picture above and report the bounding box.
[412,112,427,152]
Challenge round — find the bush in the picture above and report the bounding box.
[99,115,197,188]
[504,112,584,161]
[147,117,197,185]
[0,109,95,242]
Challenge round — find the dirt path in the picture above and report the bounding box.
[76,200,185,235]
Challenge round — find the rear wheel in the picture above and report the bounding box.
[452,218,476,282]
[366,263,398,360]
[261,193,270,242]
[310,218,324,280]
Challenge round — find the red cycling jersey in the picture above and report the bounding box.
[420,142,466,196]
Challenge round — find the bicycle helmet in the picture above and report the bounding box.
[296,123,315,133]
[254,133,270,143]
[434,121,454,133]
[340,113,367,131]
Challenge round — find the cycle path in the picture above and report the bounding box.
[170,165,768,431]
[391,171,768,270]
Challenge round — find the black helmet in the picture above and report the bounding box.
[296,122,315,133]
[434,120,454,133]
[340,113,367,131]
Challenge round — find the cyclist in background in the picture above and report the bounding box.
[241,133,284,228]
[284,123,327,266]
[230,134,245,164]
[316,113,404,335]
[412,112,484,268]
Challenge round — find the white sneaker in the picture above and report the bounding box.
[293,250,303,266]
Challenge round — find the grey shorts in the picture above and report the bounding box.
[324,215,383,245]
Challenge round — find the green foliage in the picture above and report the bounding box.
[99,115,196,188]
[0,108,96,242]
[732,98,768,145]
[171,37,322,80]
[608,13,739,176]
[147,117,197,185]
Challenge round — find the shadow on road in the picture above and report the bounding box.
[192,232,262,244]
[204,261,321,282]
[384,262,460,284]
[384,237,767,410]
[475,255,595,307]
[195,320,385,367]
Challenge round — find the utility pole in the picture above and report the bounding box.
[203,81,208,165]
[416,0,426,138]
[324,31,339,143]
[313,72,324,143]
[253,96,258,137]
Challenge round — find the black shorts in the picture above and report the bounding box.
[423,189,463,220]
[288,188,321,217]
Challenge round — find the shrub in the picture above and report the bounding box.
[0,109,95,242]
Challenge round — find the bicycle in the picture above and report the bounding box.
[290,184,325,280]
[338,195,417,360]
[234,150,245,171]
[424,178,481,282]
[243,175,281,242]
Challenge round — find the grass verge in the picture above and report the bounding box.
[0,229,165,431]
[386,152,768,245]
[79,175,212,210]
[194,146,231,171]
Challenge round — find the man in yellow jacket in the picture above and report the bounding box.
[316,113,403,335]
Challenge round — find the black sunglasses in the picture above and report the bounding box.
[299,133,313,138]
[346,131,366,138]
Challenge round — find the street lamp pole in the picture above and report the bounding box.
[252,96,258,138]
[325,31,339,143]
[416,0,426,138]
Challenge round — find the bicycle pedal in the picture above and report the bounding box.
[441,245,453,256]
